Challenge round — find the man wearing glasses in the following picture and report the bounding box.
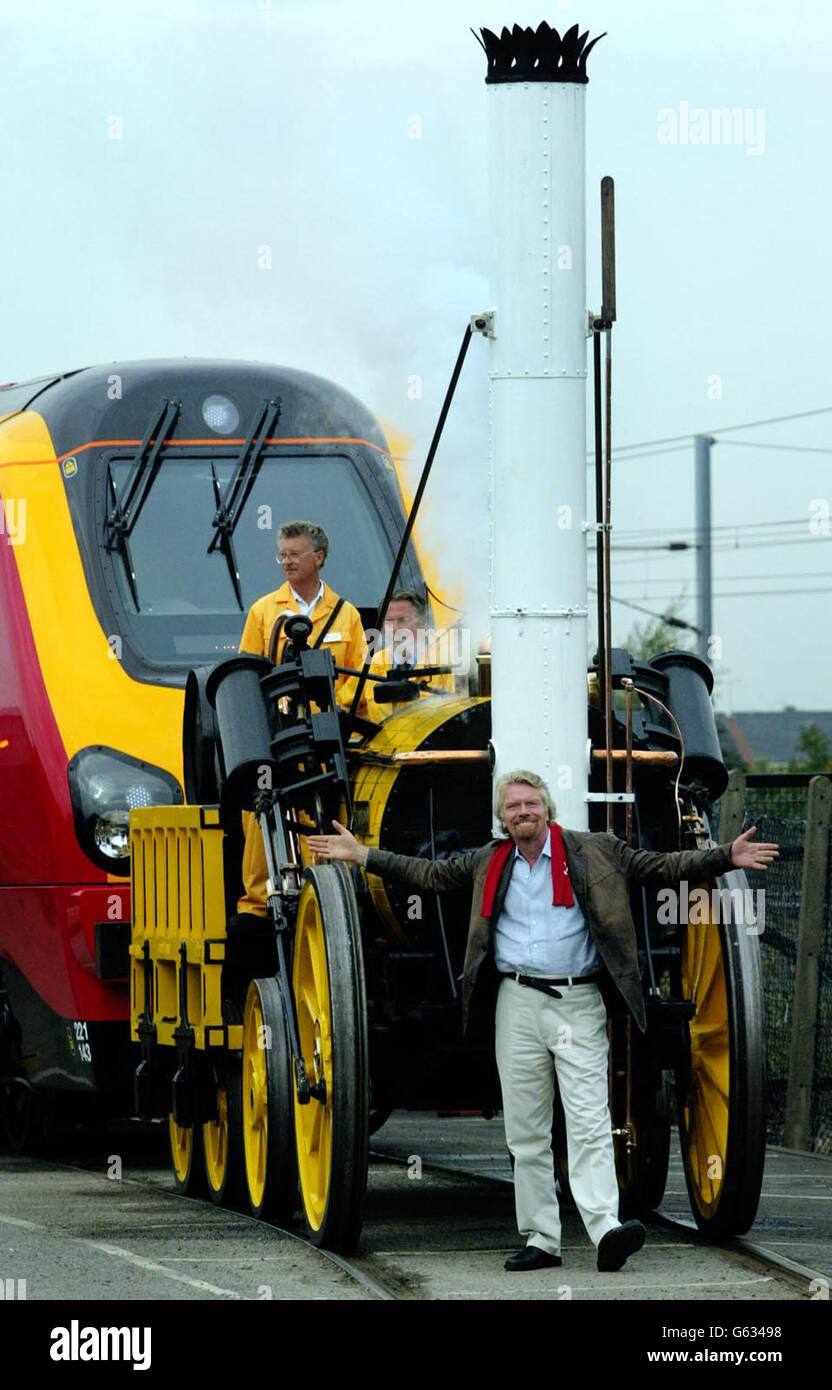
[235,519,367,920]
[239,519,366,686]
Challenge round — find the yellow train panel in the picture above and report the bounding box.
[129,806,241,1050]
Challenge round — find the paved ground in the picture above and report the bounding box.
[371,1113,831,1298]
[0,1112,828,1304]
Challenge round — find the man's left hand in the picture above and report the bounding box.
[730,826,779,870]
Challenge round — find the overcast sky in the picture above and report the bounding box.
[2,0,830,712]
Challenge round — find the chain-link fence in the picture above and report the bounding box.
[737,776,831,1153]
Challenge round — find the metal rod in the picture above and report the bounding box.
[603,324,614,831]
[257,805,308,1101]
[695,434,713,663]
[599,177,617,834]
[346,323,475,730]
[632,798,660,997]
[625,1015,633,1134]
[593,328,606,714]
[625,681,633,844]
[601,176,617,323]
[429,785,457,1002]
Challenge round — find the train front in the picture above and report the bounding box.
[0,359,418,1144]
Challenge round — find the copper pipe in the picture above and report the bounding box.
[355,749,490,767]
[591,749,678,766]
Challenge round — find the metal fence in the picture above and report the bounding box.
[724,774,832,1154]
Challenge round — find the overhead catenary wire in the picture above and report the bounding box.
[580,407,832,661]
[602,515,820,536]
[610,585,832,601]
[608,569,832,586]
[587,586,701,631]
[607,519,819,538]
[590,403,832,458]
[592,536,832,564]
[717,440,832,455]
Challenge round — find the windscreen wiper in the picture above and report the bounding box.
[207,398,281,609]
[104,397,182,610]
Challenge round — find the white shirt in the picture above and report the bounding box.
[493,837,601,978]
[289,579,324,619]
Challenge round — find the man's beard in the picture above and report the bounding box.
[512,820,542,840]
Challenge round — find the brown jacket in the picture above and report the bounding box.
[365,831,735,1034]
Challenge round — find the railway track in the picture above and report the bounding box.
[1,1119,826,1302]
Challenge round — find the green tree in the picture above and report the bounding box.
[788,723,832,773]
[623,604,696,662]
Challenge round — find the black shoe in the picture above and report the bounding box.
[504,1245,562,1272]
[596,1220,646,1272]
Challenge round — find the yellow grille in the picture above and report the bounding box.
[129,806,242,1050]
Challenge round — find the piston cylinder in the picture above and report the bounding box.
[648,651,728,799]
[204,655,278,815]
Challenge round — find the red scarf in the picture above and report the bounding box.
[481,823,574,917]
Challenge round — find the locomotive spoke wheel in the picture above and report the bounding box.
[677,872,766,1240]
[243,977,297,1221]
[169,1114,207,1196]
[203,1060,246,1208]
[293,864,368,1252]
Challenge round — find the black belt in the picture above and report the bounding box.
[500,971,602,1000]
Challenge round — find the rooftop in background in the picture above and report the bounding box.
[718,710,832,769]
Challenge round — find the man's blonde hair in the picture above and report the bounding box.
[494,769,557,831]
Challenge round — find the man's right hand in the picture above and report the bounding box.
[307,820,368,866]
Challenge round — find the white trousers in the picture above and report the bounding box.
[495,977,621,1256]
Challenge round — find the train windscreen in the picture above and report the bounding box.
[102,453,394,665]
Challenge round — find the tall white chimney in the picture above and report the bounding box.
[478,22,604,829]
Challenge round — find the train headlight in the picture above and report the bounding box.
[202,394,240,435]
[94,812,131,859]
[67,747,183,874]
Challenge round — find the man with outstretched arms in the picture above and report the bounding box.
[308,770,777,1274]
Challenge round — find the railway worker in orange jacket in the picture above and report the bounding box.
[235,520,367,918]
[308,770,778,1275]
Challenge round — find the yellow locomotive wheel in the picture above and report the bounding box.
[168,1114,206,1196]
[677,873,766,1239]
[242,977,297,1221]
[293,864,368,1252]
[202,1062,246,1208]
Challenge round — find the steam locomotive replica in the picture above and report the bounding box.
[0,354,764,1252]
